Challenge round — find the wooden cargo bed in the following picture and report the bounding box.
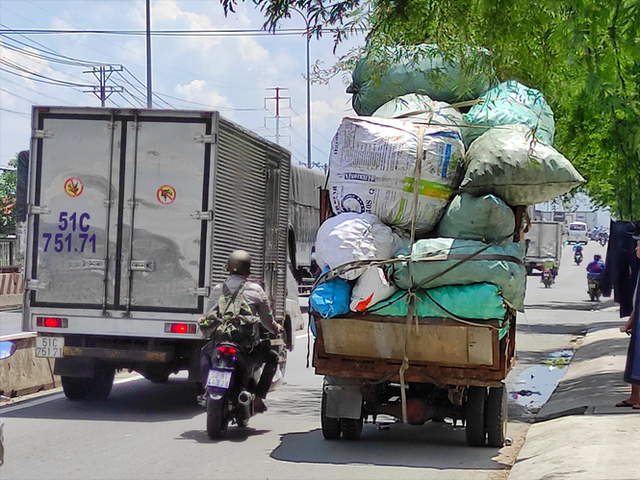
[312,309,516,388]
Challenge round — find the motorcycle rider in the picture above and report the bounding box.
[198,250,284,412]
[573,244,584,260]
[586,254,605,277]
[541,253,558,282]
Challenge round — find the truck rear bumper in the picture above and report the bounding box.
[63,345,173,363]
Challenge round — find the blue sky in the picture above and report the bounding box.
[0,0,362,169]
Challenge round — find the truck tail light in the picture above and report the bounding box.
[164,323,197,334]
[36,317,68,328]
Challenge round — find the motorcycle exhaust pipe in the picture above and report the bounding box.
[238,390,253,417]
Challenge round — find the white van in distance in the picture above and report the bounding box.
[567,221,589,245]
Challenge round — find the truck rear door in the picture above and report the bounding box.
[28,108,213,314]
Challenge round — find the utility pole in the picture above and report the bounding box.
[145,0,153,108]
[83,65,123,106]
[265,88,291,146]
[291,8,312,168]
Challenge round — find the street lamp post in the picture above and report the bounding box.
[291,8,312,169]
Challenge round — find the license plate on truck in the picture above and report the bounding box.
[36,336,65,358]
[206,370,232,389]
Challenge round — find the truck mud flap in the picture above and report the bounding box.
[323,376,362,420]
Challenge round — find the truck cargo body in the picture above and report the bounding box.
[22,107,292,397]
[524,220,564,274]
[312,200,523,447]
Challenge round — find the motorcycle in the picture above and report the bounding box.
[574,251,583,265]
[542,269,554,288]
[203,341,264,439]
[598,236,608,246]
[587,274,602,301]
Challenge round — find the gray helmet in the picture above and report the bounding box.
[227,250,251,276]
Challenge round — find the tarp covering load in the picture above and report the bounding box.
[328,117,465,234]
[460,124,585,206]
[369,283,507,322]
[314,212,408,280]
[347,44,495,116]
[462,81,556,147]
[373,94,463,127]
[389,238,527,311]
[437,193,515,246]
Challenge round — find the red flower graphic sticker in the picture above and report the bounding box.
[64,178,84,197]
[157,185,177,205]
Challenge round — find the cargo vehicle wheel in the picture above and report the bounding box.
[341,416,363,441]
[207,397,229,439]
[61,376,87,400]
[465,386,487,447]
[486,385,508,448]
[320,391,341,440]
[85,366,115,400]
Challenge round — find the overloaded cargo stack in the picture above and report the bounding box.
[310,44,585,446]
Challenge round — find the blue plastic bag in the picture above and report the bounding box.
[309,277,352,319]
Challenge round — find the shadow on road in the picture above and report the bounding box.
[524,298,616,311]
[271,424,510,471]
[0,377,203,422]
[178,427,271,444]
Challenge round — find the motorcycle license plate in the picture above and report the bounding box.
[206,370,232,389]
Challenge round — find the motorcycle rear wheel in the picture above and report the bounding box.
[207,397,229,439]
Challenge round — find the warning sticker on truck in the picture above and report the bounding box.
[157,185,176,205]
[64,177,84,197]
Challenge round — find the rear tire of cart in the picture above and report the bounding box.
[465,386,487,447]
[320,391,342,440]
[61,376,87,400]
[486,384,508,448]
[341,416,363,441]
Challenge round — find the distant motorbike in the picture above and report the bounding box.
[542,269,554,288]
[598,236,607,246]
[587,274,602,301]
[203,341,264,439]
[574,251,583,265]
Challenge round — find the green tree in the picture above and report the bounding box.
[228,0,640,219]
[0,155,18,236]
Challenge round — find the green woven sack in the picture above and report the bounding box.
[389,238,526,311]
[460,125,584,206]
[369,283,506,321]
[437,193,515,246]
[462,80,555,147]
[347,44,495,116]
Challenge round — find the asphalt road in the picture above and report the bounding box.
[0,241,616,480]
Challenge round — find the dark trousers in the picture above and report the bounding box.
[200,340,278,399]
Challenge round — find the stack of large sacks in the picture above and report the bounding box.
[310,44,584,335]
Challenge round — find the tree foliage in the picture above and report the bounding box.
[227,0,640,219]
[0,155,17,236]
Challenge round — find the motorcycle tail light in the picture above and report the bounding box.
[36,317,68,328]
[218,345,237,356]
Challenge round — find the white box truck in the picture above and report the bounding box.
[523,220,564,274]
[21,106,297,400]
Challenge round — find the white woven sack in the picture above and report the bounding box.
[328,116,465,234]
[315,212,404,280]
[350,266,398,312]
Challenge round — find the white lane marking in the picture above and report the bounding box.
[0,375,144,414]
[296,332,310,339]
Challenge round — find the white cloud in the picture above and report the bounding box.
[174,79,235,112]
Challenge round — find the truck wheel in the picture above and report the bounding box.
[61,376,87,400]
[341,416,363,441]
[321,391,341,440]
[206,397,229,439]
[486,385,508,448]
[85,366,115,400]
[465,386,487,447]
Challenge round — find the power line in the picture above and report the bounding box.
[0,28,317,37]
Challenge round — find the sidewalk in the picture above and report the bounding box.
[509,327,640,480]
